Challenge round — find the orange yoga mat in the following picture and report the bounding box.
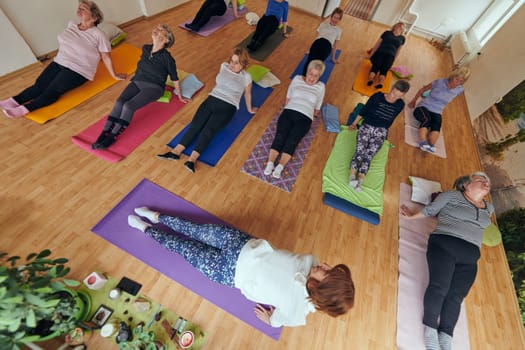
[352,59,393,97]
[26,43,141,124]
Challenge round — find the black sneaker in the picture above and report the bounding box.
[184,161,195,173]
[156,152,180,161]
[91,132,108,149]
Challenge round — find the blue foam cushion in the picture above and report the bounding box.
[323,192,380,225]
[321,104,340,133]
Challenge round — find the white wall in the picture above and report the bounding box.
[0,0,188,58]
[141,0,189,16]
[464,4,525,119]
[0,8,36,76]
[372,0,490,39]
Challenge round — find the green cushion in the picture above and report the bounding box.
[483,223,502,247]
[322,126,391,215]
[111,32,127,47]
[157,90,172,103]
[246,64,270,82]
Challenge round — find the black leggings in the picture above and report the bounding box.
[102,80,164,135]
[179,96,236,154]
[270,109,312,155]
[423,234,480,336]
[190,0,227,30]
[13,62,87,111]
[302,38,332,76]
[251,15,279,46]
[370,52,395,76]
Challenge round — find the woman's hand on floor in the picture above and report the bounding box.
[254,304,274,324]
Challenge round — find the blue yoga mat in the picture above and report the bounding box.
[167,84,273,166]
[289,50,341,83]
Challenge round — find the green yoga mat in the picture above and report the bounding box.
[322,126,391,216]
[238,27,293,61]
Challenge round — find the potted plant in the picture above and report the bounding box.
[0,249,91,350]
[118,322,166,350]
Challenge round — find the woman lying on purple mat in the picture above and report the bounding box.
[91,24,187,150]
[156,47,258,173]
[128,207,355,327]
[262,60,325,179]
[400,172,494,350]
[185,0,240,32]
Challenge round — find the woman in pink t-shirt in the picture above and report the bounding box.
[1,0,125,118]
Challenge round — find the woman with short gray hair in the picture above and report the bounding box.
[1,0,125,118]
[400,172,494,350]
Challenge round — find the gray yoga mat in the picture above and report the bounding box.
[237,26,293,61]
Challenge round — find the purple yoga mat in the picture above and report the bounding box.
[179,7,247,37]
[241,108,321,192]
[92,178,282,339]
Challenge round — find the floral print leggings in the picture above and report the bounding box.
[145,214,252,287]
[350,123,388,175]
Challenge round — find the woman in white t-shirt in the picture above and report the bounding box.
[157,47,258,173]
[128,206,355,327]
[301,7,343,76]
[263,60,325,179]
[1,0,125,118]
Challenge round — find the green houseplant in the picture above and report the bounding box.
[0,249,91,350]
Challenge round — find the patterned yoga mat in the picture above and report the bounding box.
[241,108,321,192]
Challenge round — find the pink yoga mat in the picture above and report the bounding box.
[179,7,247,37]
[398,183,470,349]
[404,107,447,158]
[71,87,198,162]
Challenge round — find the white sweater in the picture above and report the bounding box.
[234,239,319,327]
[285,75,325,120]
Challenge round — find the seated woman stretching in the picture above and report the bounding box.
[400,172,494,350]
[348,80,410,191]
[91,24,187,150]
[408,67,470,153]
[1,0,125,118]
[157,47,257,173]
[128,207,355,327]
[301,7,343,76]
[185,0,239,32]
[263,60,325,179]
[246,0,289,52]
[366,22,405,89]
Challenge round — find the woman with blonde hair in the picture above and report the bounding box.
[263,60,325,179]
[128,207,355,327]
[157,47,258,173]
[408,67,471,153]
[1,0,125,118]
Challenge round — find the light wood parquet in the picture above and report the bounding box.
[2,1,524,349]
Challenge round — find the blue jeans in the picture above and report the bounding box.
[145,215,252,286]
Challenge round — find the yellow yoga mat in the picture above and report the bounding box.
[26,43,141,124]
[352,59,393,97]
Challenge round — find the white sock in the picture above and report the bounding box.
[128,215,150,232]
[424,326,440,350]
[263,161,274,176]
[134,207,159,223]
[438,332,452,350]
[272,164,284,179]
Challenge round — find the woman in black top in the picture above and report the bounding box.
[366,22,405,89]
[348,80,410,191]
[92,24,187,150]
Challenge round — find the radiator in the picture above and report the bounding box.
[450,31,471,66]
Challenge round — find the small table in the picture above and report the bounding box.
[80,277,206,349]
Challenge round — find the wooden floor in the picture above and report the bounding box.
[2,1,524,349]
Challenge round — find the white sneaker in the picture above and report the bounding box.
[272,164,284,179]
[263,162,274,176]
[349,180,358,188]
